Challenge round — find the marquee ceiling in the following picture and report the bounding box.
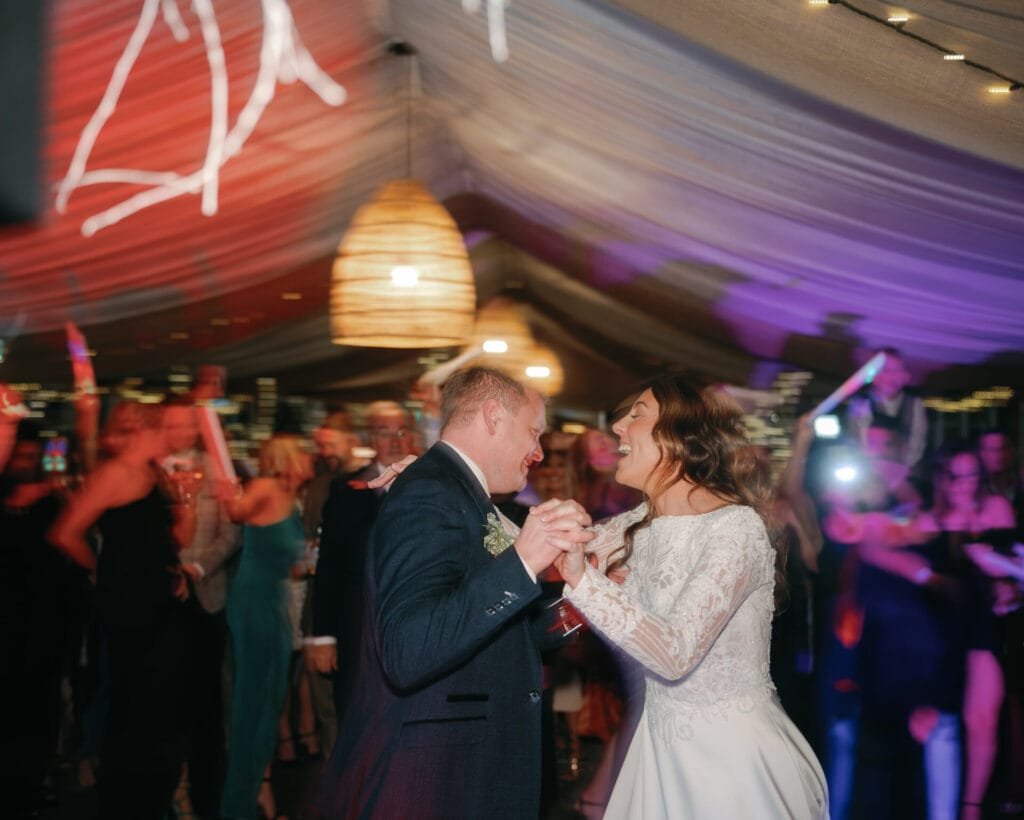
[0,0,1022,407]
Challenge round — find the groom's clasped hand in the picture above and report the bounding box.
[515,497,595,576]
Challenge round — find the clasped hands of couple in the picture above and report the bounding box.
[369,456,595,587]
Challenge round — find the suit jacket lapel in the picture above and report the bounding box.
[430,442,495,522]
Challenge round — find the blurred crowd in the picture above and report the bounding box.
[772,351,1024,820]
[1,348,1022,819]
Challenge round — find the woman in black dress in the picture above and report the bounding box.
[51,400,196,819]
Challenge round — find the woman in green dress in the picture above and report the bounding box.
[219,435,310,819]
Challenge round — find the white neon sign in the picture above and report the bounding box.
[56,0,347,236]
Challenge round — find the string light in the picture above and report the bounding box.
[923,386,1014,413]
[808,1,1022,96]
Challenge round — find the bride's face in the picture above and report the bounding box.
[611,389,662,494]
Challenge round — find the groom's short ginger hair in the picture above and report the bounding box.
[440,367,527,433]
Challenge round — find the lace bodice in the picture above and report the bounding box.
[566,504,778,740]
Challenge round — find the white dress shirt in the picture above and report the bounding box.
[441,440,536,583]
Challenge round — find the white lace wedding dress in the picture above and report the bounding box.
[565,504,828,819]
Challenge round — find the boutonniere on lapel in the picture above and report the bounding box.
[483,512,515,557]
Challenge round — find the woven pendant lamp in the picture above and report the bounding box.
[470,299,564,396]
[330,178,476,347]
[521,342,564,396]
[471,297,534,358]
[330,41,476,348]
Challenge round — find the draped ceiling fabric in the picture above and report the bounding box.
[0,0,1022,407]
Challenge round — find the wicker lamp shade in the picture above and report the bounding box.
[471,298,534,359]
[471,299,564,396]
[520,343,564,396]
[331,179,477,348]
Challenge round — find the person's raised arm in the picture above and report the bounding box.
[48,464,126,571]
[779,414,814,505]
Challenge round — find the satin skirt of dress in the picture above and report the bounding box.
[606,695,829,819]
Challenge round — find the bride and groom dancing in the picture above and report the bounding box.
[318,366,827,819]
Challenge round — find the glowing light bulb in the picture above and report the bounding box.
[887,14,909,23]
[525,366,551,379]
[482,339,508,353]
[390,266,419,287]
[943,53,965,61]
[988,85,1012,94]
[834,466,858,483]
[813,415,841,438]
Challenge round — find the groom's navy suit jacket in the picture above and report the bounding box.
[319,442,548,819]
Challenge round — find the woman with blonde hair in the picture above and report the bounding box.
[219,434,310,819]
[555,374,827,818]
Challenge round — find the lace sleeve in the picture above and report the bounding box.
[566,510,772,681]
[585,504,648,571]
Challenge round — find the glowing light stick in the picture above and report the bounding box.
[197,405,237,482]
[809,352,887,419]
[65,322,97,395]
[462,0,510,62]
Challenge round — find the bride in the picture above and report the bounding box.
[554,375,828,818]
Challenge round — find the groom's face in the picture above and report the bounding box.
[491,391,546,494]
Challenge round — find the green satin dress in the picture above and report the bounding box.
[220,511,304,818]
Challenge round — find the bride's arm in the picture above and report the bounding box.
[565,513,771,681]
[583,504,648,571]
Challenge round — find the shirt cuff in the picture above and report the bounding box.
[516,550,537,584]
[303,636,337,646]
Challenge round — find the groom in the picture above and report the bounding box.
[318,367,592,819]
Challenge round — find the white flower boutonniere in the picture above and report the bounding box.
[483,512,515,557]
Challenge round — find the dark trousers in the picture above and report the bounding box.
[99,612,189,820]
[185,605,228,819]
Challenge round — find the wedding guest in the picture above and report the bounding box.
[974,428,1024,815]
[923,445,1014,818]
[564,424,642,818]
[219,434,310,820]
[0,423,81,815]
[845,348,928,469]
[570,426,640,521]
[160,398,239,818]
[50,400,194,819]
[977,429,1023,524]
[307,402,419,725]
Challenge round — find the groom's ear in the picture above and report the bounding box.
[482,398,503,435]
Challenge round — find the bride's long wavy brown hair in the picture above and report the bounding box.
[606,374,787,609]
